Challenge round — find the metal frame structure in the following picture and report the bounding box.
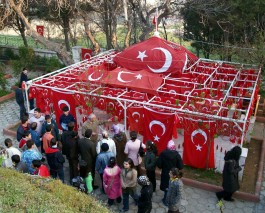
[25,49,261,146]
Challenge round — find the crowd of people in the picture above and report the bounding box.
[2,107,187,213]
[0,68,243,213]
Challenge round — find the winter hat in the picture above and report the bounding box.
[138,176,150,186]
[167,140,176,151]
[101,143,109,152]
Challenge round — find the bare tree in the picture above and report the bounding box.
[128,0,182,41]
[2,0,74,65]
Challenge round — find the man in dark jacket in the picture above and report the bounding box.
[156,140,183,206]
[46,138,65,182]
[59,106,76,132]
[19,68,34,110]
[15,86,26,120]
[17,115,29,142]
[61,122,79,183]
[78,129,97,189]
[137,176,153,213]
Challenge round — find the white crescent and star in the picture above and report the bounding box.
[191,129,208,151]
[132,111,141,123]
[117,71,143,83]
[58,100,71,111]
[88,72,103,81]
[149,120,166,142]
[84,53,91,59]
[136,48,173,73]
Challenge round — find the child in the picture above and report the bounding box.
[19,131,31,151]
[29,122,41,152]
[45,138,65,182]
[103,157,122,206]
[11,154,28,173]
[144,140,157,192]
[137,176,153,213]
[32,159,50,177]
[166,168,184,213]
[120,158,138,212]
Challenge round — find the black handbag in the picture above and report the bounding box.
[138,142,145,157]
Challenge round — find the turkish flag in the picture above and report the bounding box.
[81,48,93,60]
[51,89,76,130]
[143,107,175,154]
[36,25,44,36]
[113,36,198,74]
[128,107,144,133]
[102,68,163,95]
[79,64,108,83]
[183,117,216,168]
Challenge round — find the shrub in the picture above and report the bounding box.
[4,48,19,60]
[0,62,8,90]
[12,46,35,76]
[45,56,64,72]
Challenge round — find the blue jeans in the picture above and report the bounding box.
[122,189,138,211]
[50,167,64,183]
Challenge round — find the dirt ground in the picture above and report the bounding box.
[183,139,262,194]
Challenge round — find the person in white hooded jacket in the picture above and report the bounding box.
[96,131,116,157]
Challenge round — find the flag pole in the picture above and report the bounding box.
[154,7,159,37]
[155,8,158,32]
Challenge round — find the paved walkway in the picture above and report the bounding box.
[0,97,264,212]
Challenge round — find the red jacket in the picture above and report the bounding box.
[19,138,27,149]
[34,165,50,177]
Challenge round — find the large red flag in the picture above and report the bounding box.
[102,68,163,95]
[143,107,175,154]
[128,107,144,133]
[51,89,76,130]
[183,117,216,168]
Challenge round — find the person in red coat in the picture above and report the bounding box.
[32,159,50,177]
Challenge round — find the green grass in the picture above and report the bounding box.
[0,90,10,97]
[0,168,110,213]
[183,165,222,185]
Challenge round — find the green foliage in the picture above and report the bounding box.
[0,168,110,213]
[44,56,64,73]
[0,62,8,90]
[4,48,19,60]
[0,90,9,97]
[12,46,36,75]
[9,46,64,75]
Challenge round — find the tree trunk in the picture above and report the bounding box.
[9,0,73,65]
[124,20,132,48]
[162,19,167,40]
[62,14,71,52]
[16,15,28,47]
[103,0,112,49]
[83,20,100,54]
[139,26,153,41]
[111,15,119,50]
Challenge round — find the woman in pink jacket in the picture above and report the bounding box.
[103,157,122,206]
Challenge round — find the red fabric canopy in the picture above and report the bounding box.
[113,36,198,74]
[102,68,163,95]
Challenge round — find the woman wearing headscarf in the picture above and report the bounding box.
[157,140,183,206]
[216,146,242,202]
[137,176,153,213]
